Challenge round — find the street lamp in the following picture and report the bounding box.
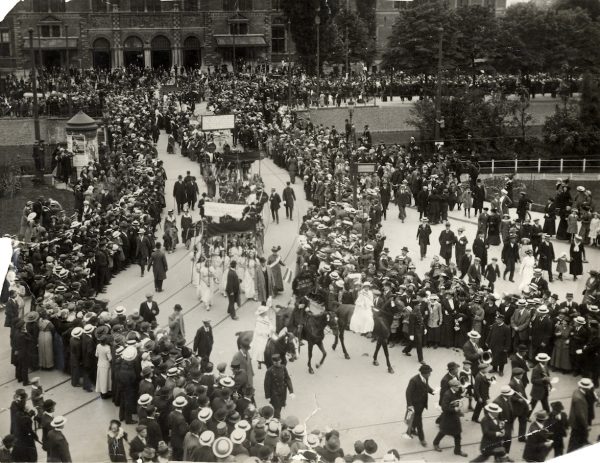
[29,28,43,183]
[287,19,292,108]
[315,7,321,106]
[434,26,444,141]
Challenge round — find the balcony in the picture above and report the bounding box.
[22,37,79,49]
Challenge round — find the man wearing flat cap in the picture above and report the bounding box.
[432,378,467,457]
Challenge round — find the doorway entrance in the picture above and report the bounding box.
[123,36,144,68]
[183,36,201,70]
[42,50,62,69]
[92,38,111,69]
[151,35,172,70]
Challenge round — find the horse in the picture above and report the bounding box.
[262,330,298,370]
[294,310,338,374]
[371,305,398,374]
[330,301,356,360]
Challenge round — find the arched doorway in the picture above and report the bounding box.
[151,35,172,70]
[183,36,202,70]
[123,36,144,68]
[92,38,111,69]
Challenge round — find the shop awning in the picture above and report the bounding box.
[214,35,267,47]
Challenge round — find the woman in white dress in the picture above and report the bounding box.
[350,282,375,334]
[220,252,230,297]
[252,305,275,369]
[243,250,257,300]
[518,248,536,292]
[196,257,218,310]
[95,336,112,398]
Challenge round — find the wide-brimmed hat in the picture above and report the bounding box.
[71,327,83,338]
[219,377,235,388]
[304,433,320,448]
[230,428,246,445]
[122,346,137,362]
[173,396,188,408]
[51,416,67,428]
[485,403,502,414]
[198,407,213,422]
[578,378,594,389]
[200,430,215,446]
[500,386,514,396]
[138,394,152,406]
[212,437,233,459]
[535,353,551,363]
[236,420,251,432]
[24,311,40,323]
[467,330,481,339]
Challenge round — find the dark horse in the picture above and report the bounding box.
[330,301,356,360]
[278,304,338,374]
[371,304,397,374]
[262,331,298,369]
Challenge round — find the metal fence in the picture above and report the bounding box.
[479,158,600,174]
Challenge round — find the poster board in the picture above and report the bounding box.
[204,202,247,219]
[202,114,235,131]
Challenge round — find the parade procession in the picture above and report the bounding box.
[1,1,600,463]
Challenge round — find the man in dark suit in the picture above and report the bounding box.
[225,261,241,320]
[470,403,507,462]
[570,317,589,375]
[136,229,153,277]
[559,292,579,314]
[432,378,467,457]
[510,344,530,388]
[472,364,491,423]
[405,364,435,446]
[282,182,296,220]
[530,306,553,357]
[402,302,425,363]
[493,386,515,453]
[173,175,187,214]
[473,232,488,272]
[536,234,555,282]
[139,293,160,327]
[501,235,520,282]
[416,218,432,260]
[509,367,530,442]
[269,187,281,224]
[4,290,19,328]
[459,249,473,278]
[193,320,214,362]
[486,313,511,376]
[438,222,457,265]
[463,330,483,367]
[523,411,552,462]
[568,378,594,452]
[529,353,551,415]
[530,268,549,295]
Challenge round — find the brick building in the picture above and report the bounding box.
[0,0,295,74]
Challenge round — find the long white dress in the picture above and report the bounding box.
[95,343,112,394]
[220,255,230,296]
[198,264,216,307]
[350,289,374,334]
[244,258,257,300]
[518,255,536,292]
[252,314,274,365]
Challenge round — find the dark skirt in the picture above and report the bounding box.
[543,217,556,236]
[556,218,569,240]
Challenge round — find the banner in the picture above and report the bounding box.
[220,151,262,163]
[203,220,257,238]
[204,202,247,219]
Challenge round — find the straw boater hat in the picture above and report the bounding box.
[467,330,481,339]
[535,353,551,363]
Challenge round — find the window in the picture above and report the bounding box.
[229,23,248,35]
[272,0,282,10]
[146,0,162,12]
[183,0,198,11]
[223,0,253,11]
[40,25,61,38]
[271,25,285,54]
[33,0,50,12]
[0,31,10,57]
[130,0,145,12]
[92,0,108,11]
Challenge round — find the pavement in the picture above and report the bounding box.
[1,102,599,462]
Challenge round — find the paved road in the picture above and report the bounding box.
[1,117,599,461]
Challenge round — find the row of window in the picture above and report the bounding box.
[30,0,267,13]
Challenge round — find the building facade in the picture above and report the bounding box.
[0,0,295,74]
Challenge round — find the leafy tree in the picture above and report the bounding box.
[381,0,458,76]
[453,5,499,80]
[355,0,377,38]
[333,7,377,66]
[506,86,534,147]
[580,73,600,129]
[555,0,600,20]
[281,0,341,74]
[543,102,591,156]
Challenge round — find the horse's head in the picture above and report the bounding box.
[285,333,298,363]
[325,311,339,335]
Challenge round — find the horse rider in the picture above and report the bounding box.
[290,296,311,346]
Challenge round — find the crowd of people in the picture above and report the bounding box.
[0,66,599,463]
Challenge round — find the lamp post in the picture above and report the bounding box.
[232,0,239,77]
[287,19,292,108]
[315,7,321,105]
[28,29,40,142]
[434,26,444,141]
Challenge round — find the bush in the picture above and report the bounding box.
[0,161,22,198]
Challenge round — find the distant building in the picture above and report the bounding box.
[373,0,507,68]
[0,0,295,74]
